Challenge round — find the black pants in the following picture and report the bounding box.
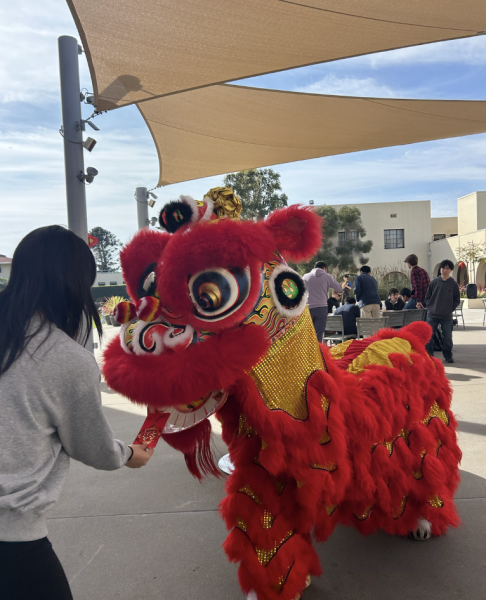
[310,306,328,343]
[0,537,73,600]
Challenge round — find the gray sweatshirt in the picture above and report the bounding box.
[303,268,342,309]
[423,276,460,320]
[0,318,130,541]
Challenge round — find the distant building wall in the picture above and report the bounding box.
[431,217,458,239]
[429,229,486,284]
[458,191,486,235]
[325,200,432,274]
[94,271,124,286]
[0,262,12,279]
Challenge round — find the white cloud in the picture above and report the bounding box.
[277,135,486,214]
[296,74,401,98]
[350,36,486,68]
[0,3,91,104]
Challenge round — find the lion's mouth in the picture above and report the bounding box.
[120,316,220,357]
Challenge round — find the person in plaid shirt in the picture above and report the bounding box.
[404,254,430,309]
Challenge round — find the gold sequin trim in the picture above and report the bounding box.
[274,479,286,496]
[275,564,294,593]
[255,531,294,566]
[427,494,444,508]
[325,504,338,516]
[261,510,276,529]
[238,414,257,438]
[238,485,262,506]
[423,402,450,427]
[236,517,247,532]
[392,495,408,519]
[354,505,374,521]
[310,461,337,472]
[249,307,326,421]
[296,480,306,488]
[319,395,331,444]
[373,429,410,456]
[347,338,413,375]
[261,439,268,450]
[328,338,354,359]
[319,430,331,445]
[413,442,442,479]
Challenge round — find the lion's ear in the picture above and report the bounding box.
[265,205,323,263]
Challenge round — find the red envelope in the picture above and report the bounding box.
[133,408,170,448]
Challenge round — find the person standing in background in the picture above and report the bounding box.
[404,254,430,309]
[341,274,352,303]
[303,261,342,342]
[354,265,381,318]
[424,259,460,363]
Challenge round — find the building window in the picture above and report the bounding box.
[384,229,404,249]
[433,234,446,241]
[110,281,118,285]
[98,282,106,286]
[338,231,358,245]
[390,213,397,218]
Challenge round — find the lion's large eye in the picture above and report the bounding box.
[269,265,306,318]
[188,267,250,321]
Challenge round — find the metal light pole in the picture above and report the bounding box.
[136,187,149,229]
[58,35,94,352]
[58,35,88,243]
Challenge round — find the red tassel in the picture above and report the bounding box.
[161,419,221,481]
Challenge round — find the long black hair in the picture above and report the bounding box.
[0,225,103,375]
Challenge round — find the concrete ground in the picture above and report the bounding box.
[48,310,486,600]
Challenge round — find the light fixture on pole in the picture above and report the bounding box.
[78,167,99,184]
[309,199,314,205]
[82,137,97,152]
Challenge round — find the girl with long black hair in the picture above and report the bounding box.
[0,225,153,600]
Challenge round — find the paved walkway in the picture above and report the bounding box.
[48,310,486,600]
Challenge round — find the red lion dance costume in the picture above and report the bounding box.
[103,188,461,600]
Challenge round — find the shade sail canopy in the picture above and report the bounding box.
[68,0,486,111]
[136,85,486,186]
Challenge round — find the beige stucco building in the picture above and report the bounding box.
[320,191,486,287]
[326,200,431,275]
[429,192,486,287]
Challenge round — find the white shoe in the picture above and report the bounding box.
[410,518,432,540]
[218,453,234,474]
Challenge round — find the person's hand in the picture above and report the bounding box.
[125,443,154,468]
[417,302,424,309]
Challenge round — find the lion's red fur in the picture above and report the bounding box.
[103,202,461,600]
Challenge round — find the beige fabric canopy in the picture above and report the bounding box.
[68,0,486,111]
[136,85,486,186]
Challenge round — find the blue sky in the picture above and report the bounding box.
[1,1,486,257]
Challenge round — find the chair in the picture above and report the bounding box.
[383,311,405,329]
[402,309,426,326]
[453,299,465,329]
[322,315,357,345]
[356,317,389,339]
[482,298,486,326]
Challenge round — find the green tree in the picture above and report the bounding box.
[89,226,122,272]
[223,168,288,220]
[297,205,373,276]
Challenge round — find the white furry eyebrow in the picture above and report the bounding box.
[143,271,156,291]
